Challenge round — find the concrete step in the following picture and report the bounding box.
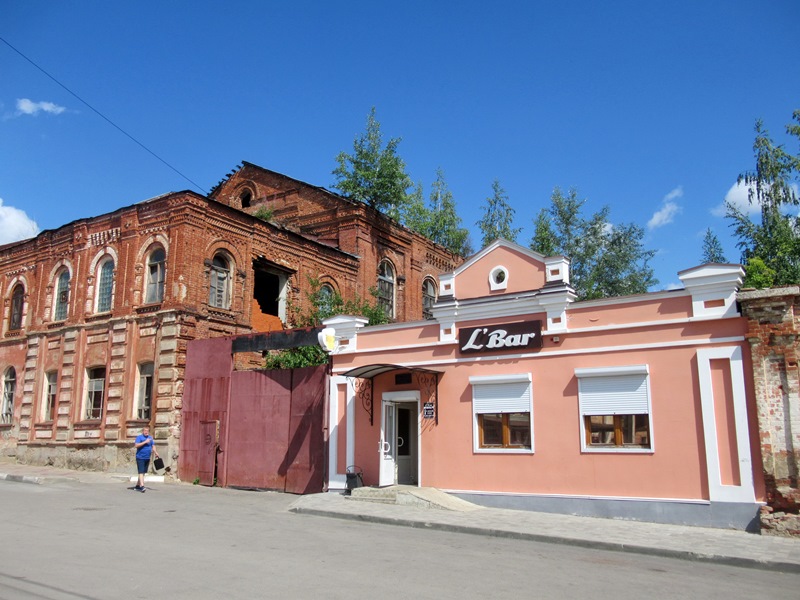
[347,485,483,512]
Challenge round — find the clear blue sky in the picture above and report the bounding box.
[1,1,798,290]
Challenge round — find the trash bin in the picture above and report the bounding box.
[344,465,364,495]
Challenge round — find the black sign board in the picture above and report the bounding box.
[423,402,435,419]
[458,320,543,355]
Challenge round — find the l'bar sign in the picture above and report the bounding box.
[458,320,543,354]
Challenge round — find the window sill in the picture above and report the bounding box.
[33,421,55,429]
[581,446,654,454]
[4,330,23,338]
[85,312,112,322]
[74,420,102,428]
[207,307,235,320]
[474,447,534,454]
[136,304,162,314]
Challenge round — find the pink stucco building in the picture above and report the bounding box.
[325,240,765,530]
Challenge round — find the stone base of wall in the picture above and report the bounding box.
[13,443,177,479]
[453,491,761,531]
[761,487,800,537]
[761,505,800,537]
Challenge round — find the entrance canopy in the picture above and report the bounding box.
[340,364,442,425]
[341,364,442,379]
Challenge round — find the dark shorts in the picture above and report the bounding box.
[136,458,150,474]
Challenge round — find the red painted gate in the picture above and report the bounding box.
[180,336,327,493]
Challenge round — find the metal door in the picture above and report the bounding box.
[198,420,218,486]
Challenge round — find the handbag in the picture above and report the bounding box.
[153,457,165,471]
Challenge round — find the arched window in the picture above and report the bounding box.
[318,283,335,316]
[240,189,252,209]
[54,270,71,321]
[422,279,437,320]
[9,283,24,330]
[96,258,115,313]
[377,260,395,319]
[209,253,231,309]
[2,367,15,424]
[145,248,166,304]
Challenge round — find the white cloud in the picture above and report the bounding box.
[711,181,758,217]
[713,180,800,217]
[15,98,66,116]
[0,198,40,245]
[647,186,683,230]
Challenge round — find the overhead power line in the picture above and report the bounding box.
[0,35,207,194]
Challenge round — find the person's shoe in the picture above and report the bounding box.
[138,487,146,493]
[133,485,143,491]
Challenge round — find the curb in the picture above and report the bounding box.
[289,505,800,574]
[0,473,42,485]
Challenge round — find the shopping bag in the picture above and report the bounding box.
[153,457,165,471]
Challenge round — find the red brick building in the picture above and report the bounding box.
[0,165,461,475]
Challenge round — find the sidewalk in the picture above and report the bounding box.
[289,491,800,573]
[0,457,161,486]
[2,459,798,573]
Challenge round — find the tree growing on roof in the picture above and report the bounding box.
[404,169,472,257]
[701,228,727,264]
[332,107,412,220]
[530,187,657,300]
[726,109,800,288]
[477,179,521,247]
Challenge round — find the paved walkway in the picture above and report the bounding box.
[2,459,799,573]
[290,492,800,573]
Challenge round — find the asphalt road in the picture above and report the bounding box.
[1,478,797,599]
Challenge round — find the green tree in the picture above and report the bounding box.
[530,187,657,299]
[332,107,411,219]
[402,182,431,236]
[727,110,800,287]
[263,277,389,369]
[425,169,472,256]
[701,228,727,263]
[477,179,521,247]
[530,208,558,257]
[402,170,472,256]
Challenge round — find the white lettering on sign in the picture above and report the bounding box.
[461,327,538,352]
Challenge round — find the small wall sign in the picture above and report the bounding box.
[423,402,435,419]
[459,320,543,355]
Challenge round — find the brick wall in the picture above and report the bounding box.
[739,286,800,536]
[1,164,465,479]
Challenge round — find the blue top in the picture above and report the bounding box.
[135,434,154,460]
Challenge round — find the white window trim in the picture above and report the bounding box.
[470,373,534,454]
[576,365,654,454]
[489,265,509,291]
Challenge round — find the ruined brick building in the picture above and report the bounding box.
[0,163,461,474]
[738,287,800,535]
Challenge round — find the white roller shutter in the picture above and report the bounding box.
[578,372,649,415]
[472,380,531,414]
